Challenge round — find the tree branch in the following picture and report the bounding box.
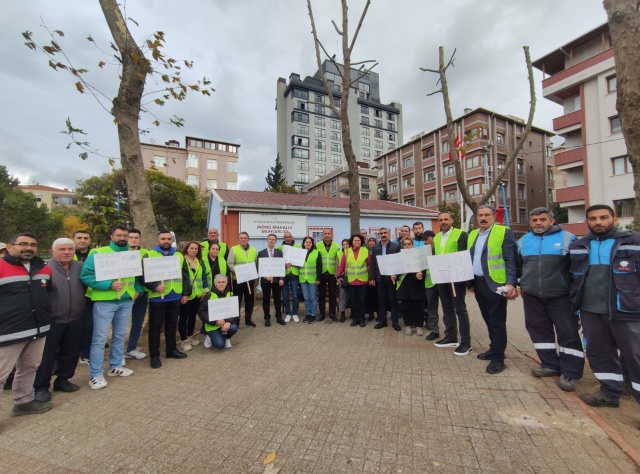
[349,0,372,51]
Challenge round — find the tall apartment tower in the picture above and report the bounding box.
[533,23,634,234]
[276,61,403,192]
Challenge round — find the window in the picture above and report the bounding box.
[316,151,326,162]
[610,116,622,134]
[517,185,525,200]
[607,75,617,93]
[297,124,309,135]
[227,182,237,190]
[334,98,341,107]
[465,155,480,169]
[315,93,325,103]
[390,183,397,192]
[424,147,434,158]
[374,129,383,139]
[405,199,415,207]
[614,198,635,218]
[375,150,382,158]
[387,123,395,131]
[424,170,436,182]
[362,137,370,147]
[331,142,342,152]
[443,164,455,177]
[445,189,458,201]
[207,159,217,170]
[374,119,383,128]
[403,176,414,187]
[467,183,481,196]
[374,109,382,118]
[425,194,436,205]
[315,140,326,150]
[362,148,370,157]
[219,144,228,152]
[361,116,370,125]
[35,194,42,202]
[207,179,217,189]
[189,138,203,148]
[315,104,325,114]
[186,153,199,168]
[332,165,341,170]
[331,179,337,194]
[519,209,527,224]
[227,162,238,172]
[292,112,309,123]
[293,89,309,99]
[316,163,326,174]
[389,163,397,173]
[152,156,166,168]
[315,128,326,138]
[442,141,449,153]
[292,136,309,147]
[377,168,384,178]
[361,105,369,114]
[297,101,307,110]
[228,145,237,153]
[361,177,370,189]
[186,174,198,186]
[297,161,309,171]
[331,120,341,130]
[612,155,632,175]
[517,160,524,174]
[388,133,395,141]
[297,173,309,183]
[546,146,552,158]
[497,132,505,144]
[331,131,341,141]
[548,168,554,180]
[497,159,506,171]
[402,156,414,167]
[292,148,310,159]
[315,116,325,126]
[375,140,383,149]
[331,154,342,164]
[387,113,394,121]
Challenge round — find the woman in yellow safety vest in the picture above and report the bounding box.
[178,241,209,351]
[391,237,425,336]
[336,239,350,322]
[197,274,238,349]
[299,236,322,323]
[337,234,370,327]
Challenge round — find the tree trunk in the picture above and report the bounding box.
[99,0,158,248]
[604,0,640,232]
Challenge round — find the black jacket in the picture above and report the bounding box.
[370,241,400,283]
[257,247,284,284]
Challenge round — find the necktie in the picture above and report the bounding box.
[269,250,273,258]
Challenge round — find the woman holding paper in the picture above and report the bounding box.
[337,234,371,327]
[178,242,209,351]
[336,239,350,322]
[391,237,425,336]
[197,274,238,349]
[299,236,322,323]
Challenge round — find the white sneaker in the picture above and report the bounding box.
[293,315,300,323]
[107,367,133,377]
[204,335,212,349]
[284,315,292,323]
[405,327,412,336]
[181,341,193,351]
[224,338,232,349]
[416,328,424,336]
[121,358,126,366]
[79,357,89,365]
[125,350,147,360]
[89,375,107,390]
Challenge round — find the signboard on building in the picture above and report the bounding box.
[240,214,308,238]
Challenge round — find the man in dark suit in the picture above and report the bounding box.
[468,205,518,374]
[257,234,285,326]
[369,227,401,331]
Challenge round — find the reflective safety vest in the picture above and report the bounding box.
[346,248,368,283]
[423,268,434,289]
[203,291,234,332]
[278,243,300,276]
[231,245,258,280]
[146,250,185,298]
[316,241,340,274]
[201,240,228,259]
[185,258,207,300]
[434,228,463,254]
[468,225,507,284]
[204,257,227,283]
[299,249,319,283]
[89,246,137,301]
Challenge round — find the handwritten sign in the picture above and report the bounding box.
[376,254,405,276]
[234,262,258,284]
[143,256,181,283]
[400,245,432,273]
[258,257,286,278]
[94,250,142,282]
[427,250,474,284]
[282,245,307,267]
[207,296,239,321]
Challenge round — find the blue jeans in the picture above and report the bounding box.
[300,282,318,317]
[127,293,148,353]
[207,324,238,349]
[90,300,134,378]
[282,277,299,316]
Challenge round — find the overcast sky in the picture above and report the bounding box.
[1,0,607,192]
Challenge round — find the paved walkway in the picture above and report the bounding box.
[0,296,638,473]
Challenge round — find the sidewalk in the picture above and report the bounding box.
[0,295,638,473]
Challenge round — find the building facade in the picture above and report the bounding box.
[533,23,634,234]
[375,107,554,236]
[276,61,403,192]
[302,162,378,200]
[19,184,77,209]
[140,136,240,193]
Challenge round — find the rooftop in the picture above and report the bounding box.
[19,184,74,193]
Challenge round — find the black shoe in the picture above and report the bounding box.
[317,315,325,322]
[307,316,316,324]
[245,320,256,327]
[53,380,79,393]
[350,319,358,327]
[276,318,286,326]
[303,315,311,323]
[330,315,337,322]
[367,314,375,321]
[374,322,387,329]
[454,344,473,356]
[150,356,162,369]
[392,323,401,331]
[12,400,52,416]
[486,360,506,374]
[265,319,271,327]
[476,350,491,360]
[579,390,619,407]
[434,337,459,348]
[339,313,346,323]
[166,349,187,359]
[34,389,51,402]
[425,332,439,341]
[359,319,366,327]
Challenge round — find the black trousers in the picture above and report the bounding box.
[376,279,399,325]
[261,278,282,319]
[318,273,337,317]
[438,282,471,345]
[347,284,367,322]
[400,298,425,328]
[178,298,200,341]
[366,284,378,317]
[473,276,508,361]
[148,300,180,357]
[424,285,440,333]
[79,298,94,359]
[233,279,255,322]
[34,318,83,391]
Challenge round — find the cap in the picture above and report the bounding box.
[422,231,436,240]
[0,243,6,251]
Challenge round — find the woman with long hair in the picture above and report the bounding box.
[336,238,350,322]
[337,234,370,327]
[300,236,322,323]
[178,241,208,351]
[391,237,425,336]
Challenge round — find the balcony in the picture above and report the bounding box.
[553,110,583,132]
[555,147,586,167]
[542,48,615,89]
[555,184,587,203]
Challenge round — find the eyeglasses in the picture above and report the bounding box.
[401,242,413,247]
[15,242,38,248]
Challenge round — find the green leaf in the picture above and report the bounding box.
[98,61,105,68]
[79,152,88,160]
[87,35,94,42]
[75,81,85,93]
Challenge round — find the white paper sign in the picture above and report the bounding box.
[376,254,405,276]
[258,257,286,278]
[234,262,258,284]
[94,250,142,281]
[142,256,181,283]
[400,246,432,273]
[282,245,307,267]
[207,296,239,321]
[427,250,474,284]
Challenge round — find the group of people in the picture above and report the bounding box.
[0,202,638,419]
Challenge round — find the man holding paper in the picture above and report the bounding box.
[258,234,285,327]
[143,230,191,369]
[369,227,401,331]
[228,232,259,327]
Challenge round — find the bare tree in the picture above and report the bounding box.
[421,46,536,224]
[307,0,376,235]
[603,0,640,231]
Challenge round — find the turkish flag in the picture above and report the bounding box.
[448,135,466,161]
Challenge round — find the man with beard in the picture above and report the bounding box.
[200,227,229,260]
[569,205,640,408]
[228,232,259,327]
[72,230,92,262]
[80,225,144,389]
[143,230,191,369]
[369,227,401,331]
[73,230,94,365]
[124,228,149,360]
[316,228,340,322]
[0,233,53,415]
[411,222,425,248]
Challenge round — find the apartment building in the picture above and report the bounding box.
[302,162,377,200]
[276,60,403,192]
[19,184,77,209]
[375,107,554,236]
[533,23,633,234]
[140,136,240,193]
